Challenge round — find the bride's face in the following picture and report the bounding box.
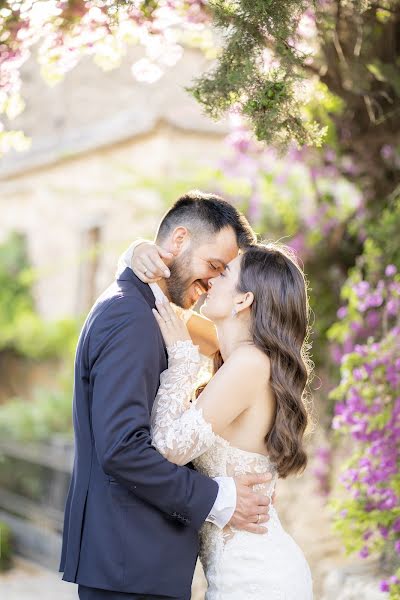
[200,254,243,321]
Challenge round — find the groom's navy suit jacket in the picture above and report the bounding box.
[59,268,218,597]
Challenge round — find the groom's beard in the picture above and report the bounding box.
[166,249,197,309]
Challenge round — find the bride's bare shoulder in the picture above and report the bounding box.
[227,345,270,377]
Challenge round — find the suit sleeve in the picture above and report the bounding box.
[89,295,218,530]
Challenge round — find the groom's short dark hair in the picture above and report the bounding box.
[156,190,256,249]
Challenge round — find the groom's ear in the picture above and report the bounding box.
[170,226,190,255]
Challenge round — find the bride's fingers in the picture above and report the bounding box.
[141,257,159,279]
[134,259,155,281]
[156,245,175,260]
[163,299,178,320]
[148,254,171,278]
[155,300,169,322]
[152,307,170,330]
[157,299,177,323]
[141,255,167,279]
[135,243,171,278]
[152,308,164,329]
[155,302,178,334]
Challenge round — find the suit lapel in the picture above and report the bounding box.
[117,268,168,357]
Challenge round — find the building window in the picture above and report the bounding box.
[75,222,102,314]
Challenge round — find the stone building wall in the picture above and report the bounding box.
[0,46,228,319]
[0,124,227,319]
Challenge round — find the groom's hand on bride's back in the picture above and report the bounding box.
[230,473,274,534]
[131,240,175,282]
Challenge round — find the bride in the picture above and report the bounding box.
[125,240,314,600]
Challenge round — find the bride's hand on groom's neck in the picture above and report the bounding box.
[131,240,174,283]
[130,238,220,355]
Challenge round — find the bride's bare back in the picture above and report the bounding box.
[220,346,276,457]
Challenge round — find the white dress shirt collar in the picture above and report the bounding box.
[148,282,168,303]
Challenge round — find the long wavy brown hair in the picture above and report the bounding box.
[195,242,314,479]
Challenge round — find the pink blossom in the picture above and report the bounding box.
[381,145,394,160]
[380,580,390,592]
[131,58,163,83]
[385,264,397,277]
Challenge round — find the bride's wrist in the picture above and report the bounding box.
[131,238,151,255]
[117,239,150,276]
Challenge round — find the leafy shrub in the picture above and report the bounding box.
[0,520,13,571]
[0,232,79,360]
[0,367,73,442]
[328,197,400,598]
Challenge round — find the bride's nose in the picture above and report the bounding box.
[208,279,214,288]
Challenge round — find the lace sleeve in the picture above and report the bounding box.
[151,340,217,465]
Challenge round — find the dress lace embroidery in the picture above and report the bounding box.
[151,340,217,465]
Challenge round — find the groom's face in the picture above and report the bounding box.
[166,226,239,309]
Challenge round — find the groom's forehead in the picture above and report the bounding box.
[199,228,239,263]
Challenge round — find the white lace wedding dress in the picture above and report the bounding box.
[151,339,314,600]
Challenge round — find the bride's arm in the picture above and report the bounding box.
[151,301,268,466]
[150,338,215,465]
[118,240,219,356]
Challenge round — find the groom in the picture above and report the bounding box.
[60,191,273,600]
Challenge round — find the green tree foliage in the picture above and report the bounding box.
[189,0,324,148]
[313,1,400,202]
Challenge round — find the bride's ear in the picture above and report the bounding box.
[235,291,254,314]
